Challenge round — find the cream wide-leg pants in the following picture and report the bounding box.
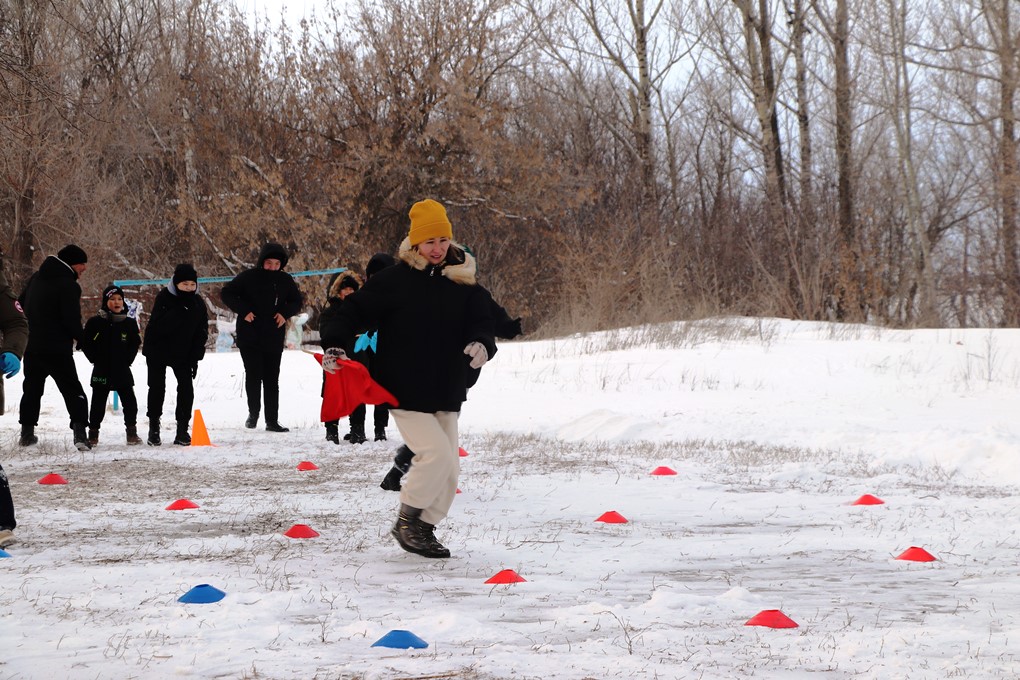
[391,409,460,525]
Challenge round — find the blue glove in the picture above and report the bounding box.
[354,331,378,354]
[0,352,20,378]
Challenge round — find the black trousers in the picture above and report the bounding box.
[89,384,139,430]
[146,357,194,425]
[0,463,14,531]
[240,347,283,422]
[18,350,89,427]
[373,404,390,430]
[349,404,390,432]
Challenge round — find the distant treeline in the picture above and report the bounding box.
[1,0,1017,331]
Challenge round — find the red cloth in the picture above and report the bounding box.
[312,353,399,422]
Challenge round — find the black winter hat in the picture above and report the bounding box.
[58,244,88,266]
[172,263,198,285]
[102,285,125,309]
[366,252,396,279]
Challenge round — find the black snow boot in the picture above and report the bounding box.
[147,420,161,446]
[379,445,414,491]
[325,421,340,444]
[18,425,37,447]
[72,422,92,451]
[347,425,367,445]
[265,421,290,433]
[374,427,387,442]
[87,427,99,448]
[244,413,258,429]
[125,425,142,446]
[173,423,191,446]
[391,504,450,558]
[420,521,451,559]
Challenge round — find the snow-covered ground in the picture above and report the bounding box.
[1,317,1018,679]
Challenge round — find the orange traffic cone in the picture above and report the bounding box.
[190,409,212,447]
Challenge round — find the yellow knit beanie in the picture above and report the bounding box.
[408,199,453,246]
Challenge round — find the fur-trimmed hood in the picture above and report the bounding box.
[258,242,289,269]
[398,237,477,286]
[327,271,362,300]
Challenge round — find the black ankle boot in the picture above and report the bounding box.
[380,466,404,491]
[325,421,340,444]
[72,422,91,451]
[18,425,37,447]
[125,425,142,446]
[347,426,367,444]
[173,424,191,446]
[147,420,161,446]
[420,521,451,558]
[266,421,290,433]
[379,446,413,491]
[391,504,450,558]
[245,413,258,429]
[374,427,387,441]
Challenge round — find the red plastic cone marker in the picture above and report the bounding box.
[745,609,799,628]
[650,466,677,476]
[456,488,462,494]
[896,546,937,562]
[485,569,526,584]
[190,409,213,446]
[851,494,884,505]
[459,447,469,457]
[37,473,68,485]
[296,461,318,471]
[595,510,628,524]
[166,498,200,510]
[284,524,320,539]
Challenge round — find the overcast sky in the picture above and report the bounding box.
[238,0,316,29]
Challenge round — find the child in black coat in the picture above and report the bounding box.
[81,285,142,446]
[319,271,365,444]
[142,264,209,446]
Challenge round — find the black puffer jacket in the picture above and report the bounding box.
[142,283,209,366]
[220,243,303,352]
[19,255,85,354]
[82,310,141,387]
[320,239,496,413]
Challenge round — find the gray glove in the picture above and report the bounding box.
[322,346,348,373]
[464,342,488,369]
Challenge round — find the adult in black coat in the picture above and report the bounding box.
[81,285,142,446]
[220,242,303,432]
[142,264,209,446]
[320,199,496,559]
[17,244,92,450]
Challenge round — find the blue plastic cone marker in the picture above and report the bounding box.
[178,584,226,604]
[0,549,10,558]
[372,629,429,649]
